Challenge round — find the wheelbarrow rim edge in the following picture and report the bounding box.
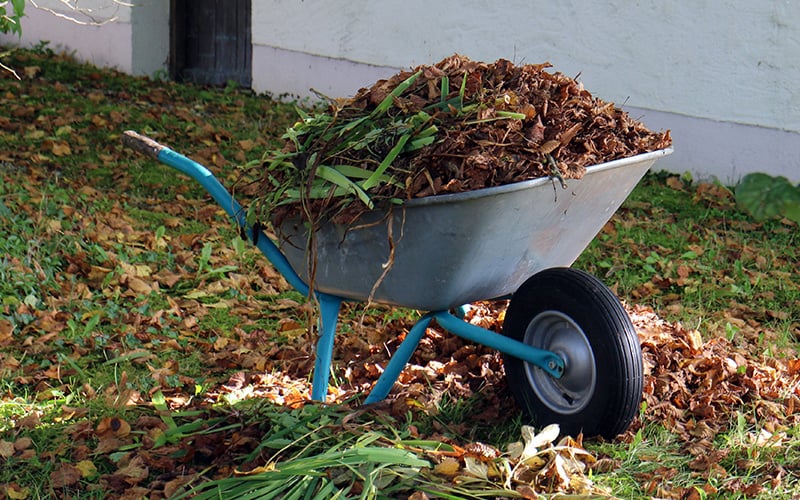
[403,147,673,208]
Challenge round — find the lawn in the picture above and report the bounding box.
[1,45,798,499]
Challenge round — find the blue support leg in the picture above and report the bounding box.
[364,314,433,404]
[434,311,564,378]
[310,294,342,401]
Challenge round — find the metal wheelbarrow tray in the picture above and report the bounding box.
[123,130,672,439]
[278,150,668,311]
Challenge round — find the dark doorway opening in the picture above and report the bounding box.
[170,0,252,87]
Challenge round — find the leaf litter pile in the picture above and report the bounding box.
[253,54,671,226]
[1,48,798,498]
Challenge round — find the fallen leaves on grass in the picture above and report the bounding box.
[629,303,800,497]
[421,424,600,496]
[1,170,798,497]
[1,47,797,499]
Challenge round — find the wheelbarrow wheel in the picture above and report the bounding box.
[502,267,642,439]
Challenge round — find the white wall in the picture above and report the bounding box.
[1,0,168,76]
[3,2,133,72]
[251,0,800,183]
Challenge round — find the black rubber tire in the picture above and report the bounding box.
[502,267,643,439]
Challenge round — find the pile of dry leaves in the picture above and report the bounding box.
[254,54,672,225]
[346,54,671,194]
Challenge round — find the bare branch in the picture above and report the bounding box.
[0,59,21,80]
[30,0,133,27]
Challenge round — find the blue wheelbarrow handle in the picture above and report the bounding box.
[122,130,309,296]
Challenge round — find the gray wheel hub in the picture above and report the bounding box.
[523,310,597,414]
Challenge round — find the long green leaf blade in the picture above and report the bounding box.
[362,134,410,191]
[315,165,373,208]
[372,70,422,115]
[334,164,400,187]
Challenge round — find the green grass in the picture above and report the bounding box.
[576,173,798,351]
[587,413,800,498]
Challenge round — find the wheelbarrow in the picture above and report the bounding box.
[123,130,672,439]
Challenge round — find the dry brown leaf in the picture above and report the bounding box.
[96,416,132,438]
[23,66,40,78]
[13,437,32,451]
[0,319,13,344]
[539,139,561,154]
[123,275,152,294]
[114,456,150,484]
[49,464,82,488]
[51,141,72,157]
[666,176,685,190]
[0,440,14,458]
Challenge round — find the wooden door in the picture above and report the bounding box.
[170,0,252,87]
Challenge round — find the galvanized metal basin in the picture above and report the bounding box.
[277,148,672,310]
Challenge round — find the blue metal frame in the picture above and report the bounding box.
[152,144,564,402]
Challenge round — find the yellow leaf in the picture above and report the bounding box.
[205,300,232,309]
[55,125,73,137]
[686,329,703,352]
[25,129,46,140]
[235,462,276,476]
[75,460,98,479]
[119,262,152,277]
[133,265,152,277]
[5,483,30,500]
[433,457,461,477]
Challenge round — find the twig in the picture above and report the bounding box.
[30,0,133,26]
[0,59,20,80]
